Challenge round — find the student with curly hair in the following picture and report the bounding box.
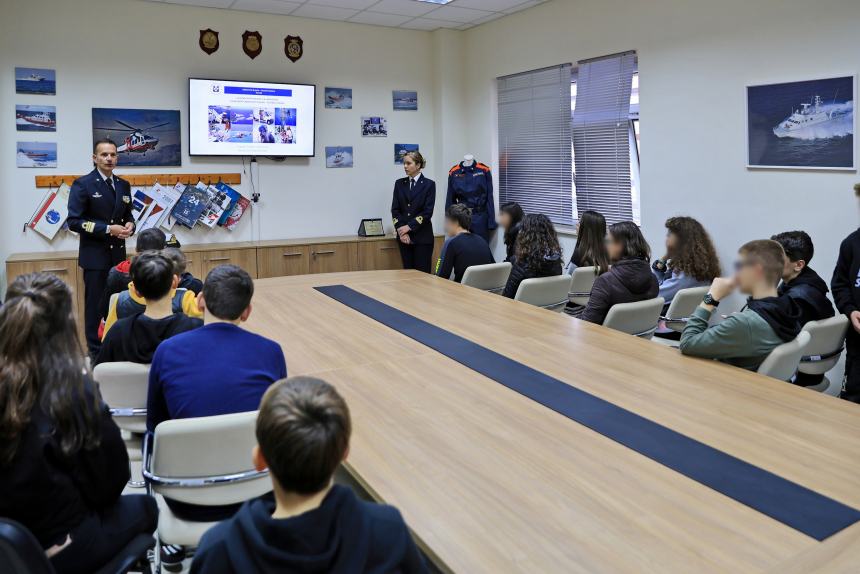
[575,221,659,324]
[502,214,563,298]
[652,216,722,304]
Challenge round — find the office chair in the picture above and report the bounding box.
[514,275,573,312]
[0,518,153,574]
[143,411,271,569]
[757,331,812,382]
[602,297,666,339]
[461,262,512,293]
[798,315,849,392]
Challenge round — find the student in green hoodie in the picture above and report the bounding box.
[680,239,803,371]
[191,376,427,574]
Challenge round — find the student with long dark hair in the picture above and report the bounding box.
[652,216,721,304]
[576,221,659,324]
[499,202,524,262]
[568,210,610,273]
[0,272,157,574]
[502,214,563,298]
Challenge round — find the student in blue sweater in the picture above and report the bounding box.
[147,264,287,569]
[192,376,427,574]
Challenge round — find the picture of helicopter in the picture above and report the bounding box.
[94,120,170,155]
[92,108,181,166]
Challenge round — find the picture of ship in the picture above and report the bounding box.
[773,94,852,138]
[325,146,354,168]
[15,67,56,95]
[17,141,57,168]
[393,90,418,111]
[747,75,854,169]
[325,87,352,109]
[16,105,57,132]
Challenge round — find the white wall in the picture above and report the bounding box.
[0,0,443,287]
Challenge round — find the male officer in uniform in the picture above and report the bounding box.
[67,139,135,356]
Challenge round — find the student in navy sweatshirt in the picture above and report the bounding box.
[435,203,495,282]
[191,376,427,574]
[147,264,287,569]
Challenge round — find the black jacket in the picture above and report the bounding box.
[179,272,203,295]
[0,377,130,548]
[503,251,563,298]
[191,485,427,574]
[746,296,805,342]
[67,169,135,270]
[778,266,835,327]
[391,174,435,245]
[579,258,659,324]
[832,229,860,318]
[94,312,203,366]
[435,232,495,282]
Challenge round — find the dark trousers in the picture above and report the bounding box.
[51,494,157,574]
[82,268,109,356]
[842,332,860,403]
[398,242,434,274]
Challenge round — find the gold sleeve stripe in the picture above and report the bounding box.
[393,218,399,225]
[82,221,95,233]
[416,216,424,224]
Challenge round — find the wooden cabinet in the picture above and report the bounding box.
[257,245,310,278]
[357,239,403,271]
[198,248,258,278]
[6,257,84,341]
[181,250,204,281]
[309,242,355,274]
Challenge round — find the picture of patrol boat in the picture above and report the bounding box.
[773,94,841,137]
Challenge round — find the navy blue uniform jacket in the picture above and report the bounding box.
[445,161,497,230]
[67,169,135,269]
[391,174,435,245]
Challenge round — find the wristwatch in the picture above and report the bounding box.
[702,293,720,307]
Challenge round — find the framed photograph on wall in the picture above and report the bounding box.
[394,143,419,164]
[92,108,181,166]
[325,87,352,109]
[746,75,856,170]
[393,90,417,111]
[326,146,353,168]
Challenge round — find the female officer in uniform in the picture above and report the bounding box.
[391,151,436,273]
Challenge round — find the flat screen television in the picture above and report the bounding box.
[189,78,315,157]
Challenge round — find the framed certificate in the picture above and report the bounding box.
[357,218,385,237]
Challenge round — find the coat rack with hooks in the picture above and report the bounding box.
[34,173,242,188]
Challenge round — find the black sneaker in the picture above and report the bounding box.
[160,544,185,572]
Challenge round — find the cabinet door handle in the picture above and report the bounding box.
[379,246,397,251]
[208,257,231,262]
[282,252,304,257]
[313,250,335,256]
[40,267,68,273]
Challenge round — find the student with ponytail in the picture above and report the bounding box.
[0,273,157,574]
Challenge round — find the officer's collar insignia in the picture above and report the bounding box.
[92,192,103,198]
[122,196,130,203]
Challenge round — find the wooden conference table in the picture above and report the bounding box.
[245,270,860,573]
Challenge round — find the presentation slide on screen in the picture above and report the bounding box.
[189,79,315,157]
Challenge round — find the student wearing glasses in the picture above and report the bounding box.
[680,239,803,371]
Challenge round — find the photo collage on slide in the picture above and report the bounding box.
[208,106,297,145]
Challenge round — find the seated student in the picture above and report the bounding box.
[566,210,610,274]
[163,246,203,295]
[0,272,157,574]
[498,201,524,263]
[148,264,287,568]
[771,231,835,386]
[94,251,202,366]
[680,240,803,371]
[563,210,610,315]
[502,213,563,298]
[435,204,495,282]
[652,216,721,303]
[102,250,202,337]
[576,221,659,324]
[100,227,167,319]
[191,376,427,574]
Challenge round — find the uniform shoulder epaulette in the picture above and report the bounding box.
[476,162,491,172]
[448,164,461,175]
